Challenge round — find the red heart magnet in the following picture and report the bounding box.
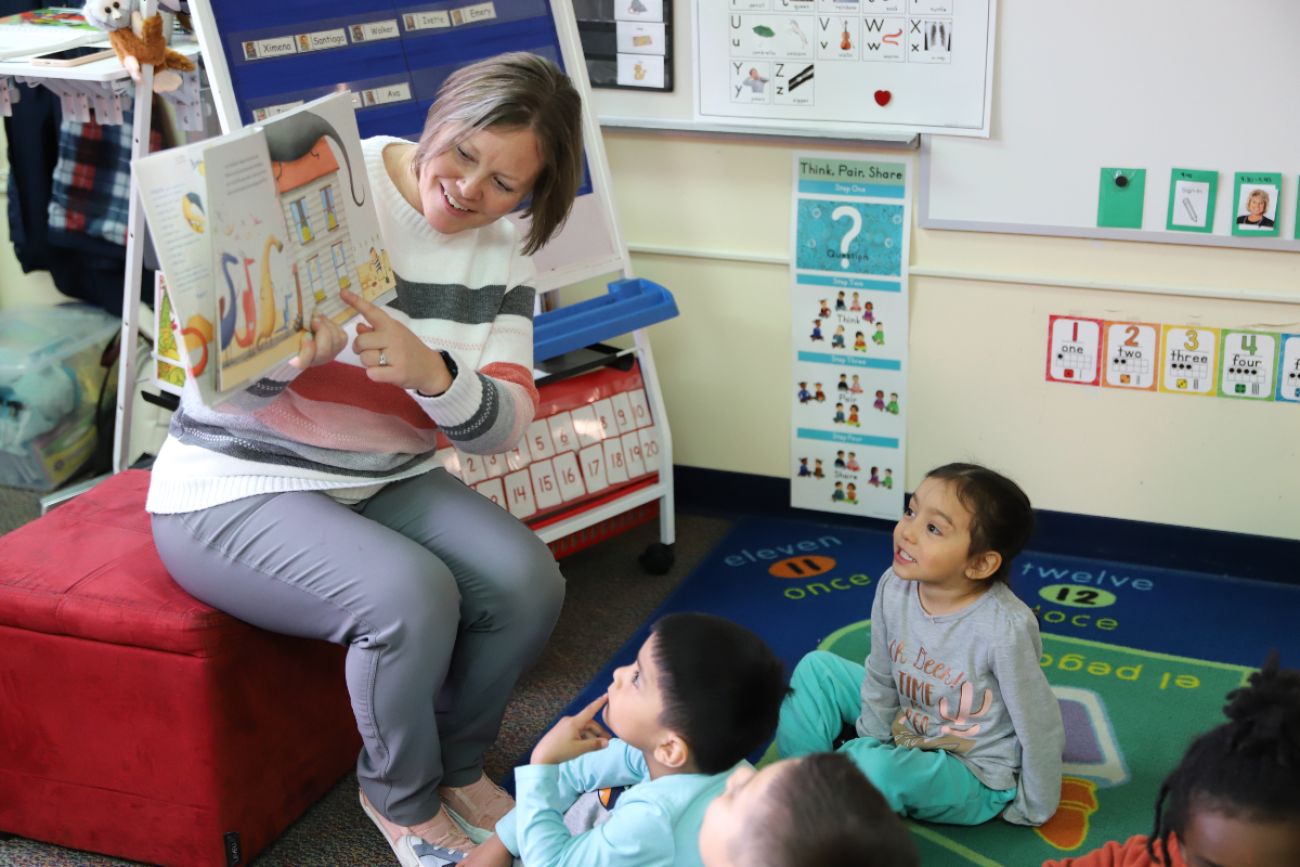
[874,90,892,107]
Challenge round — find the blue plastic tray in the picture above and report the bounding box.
[533,278,679,363]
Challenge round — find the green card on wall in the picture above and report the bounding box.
[1231,172,1281,237]
[1097,168,1146,229]
[1166,168,1217,233]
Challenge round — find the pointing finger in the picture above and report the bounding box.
[340,289,390,328]
[577,694,609,723]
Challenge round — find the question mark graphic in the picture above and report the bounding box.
[832,205,862,270]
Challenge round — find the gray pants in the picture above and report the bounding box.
[151,469,565,826]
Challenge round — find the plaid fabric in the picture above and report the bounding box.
[47,109,161,248]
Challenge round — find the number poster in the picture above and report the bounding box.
[790,152,910,519]
[1047,316,1300,405]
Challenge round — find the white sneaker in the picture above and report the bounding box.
[360,789,474,867]
[438,774,516,844]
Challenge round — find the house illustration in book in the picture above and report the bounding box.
[273,137,354,319]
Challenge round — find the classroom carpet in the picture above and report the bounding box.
[557,517,1300,867]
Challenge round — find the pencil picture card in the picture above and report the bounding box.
[1277,334,1300,403]
[1097,168,1146,229]
[1217,330,1278,400]
[1158,325,1220,396]
[1166,168,1216,233]
[1230,172,1281,237]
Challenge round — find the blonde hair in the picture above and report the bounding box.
[1248,188,1270,208]
[412,52,584,255]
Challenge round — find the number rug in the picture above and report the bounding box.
[551,517,1300,866]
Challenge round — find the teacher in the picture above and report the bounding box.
[148,52,584,864]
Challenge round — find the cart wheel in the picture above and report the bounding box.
[639,542,674,575]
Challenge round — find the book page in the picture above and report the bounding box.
[132,137,222,403]
[137,92,395,404]
[204,91,395,393]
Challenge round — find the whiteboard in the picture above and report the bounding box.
[189,0,628,292]
[589,0,993,141]
[920,0,1300,251]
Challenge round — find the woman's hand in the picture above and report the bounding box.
[342,289,453,394]
[531,694,611,765]
[289,313,347,369]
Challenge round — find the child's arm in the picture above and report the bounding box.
[1041,834,1179,867]
[994,631,1066,826]
[495,698,647,860]
[513,772,677,867]
[856,572,900,740]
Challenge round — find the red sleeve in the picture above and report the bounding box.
[1042,834,1183,867]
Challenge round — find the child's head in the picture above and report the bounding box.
[698,753,918,867]
[605,613,787,775]
[1150,657,1300,867]
[413,52,584,254]
[899,463,1033,585]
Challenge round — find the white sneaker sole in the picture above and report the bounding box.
[359,790,421,867]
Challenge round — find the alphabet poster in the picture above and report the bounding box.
[696,0,995,136]
[790,153,909,519]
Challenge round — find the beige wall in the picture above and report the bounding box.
[577,130,1300,540]
[7,124,1297,538]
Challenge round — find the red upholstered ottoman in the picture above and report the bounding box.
[0,470,360,866]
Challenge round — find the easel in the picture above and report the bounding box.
[130,0,679,566]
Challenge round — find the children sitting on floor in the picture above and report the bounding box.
[697,752,919,867]
[461,612,788,867]
[776,462,1064,826]
[1042,656,1300,867]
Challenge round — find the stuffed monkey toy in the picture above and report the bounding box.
[82,0,194,93]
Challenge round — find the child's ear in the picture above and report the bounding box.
[965,550,1002,582]
[654,733,690,770]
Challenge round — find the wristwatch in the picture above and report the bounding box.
[415,350,457,398]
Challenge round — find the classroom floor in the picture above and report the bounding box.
[3,502,1295,866]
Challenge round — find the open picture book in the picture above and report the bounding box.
[134,91,396,407]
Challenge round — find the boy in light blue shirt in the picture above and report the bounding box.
[459,613,788,867]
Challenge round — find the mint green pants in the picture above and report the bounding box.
[777,651,1016,825]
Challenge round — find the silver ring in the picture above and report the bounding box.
[378,351,389,367]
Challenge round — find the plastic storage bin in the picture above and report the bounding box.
[0,305,119,491]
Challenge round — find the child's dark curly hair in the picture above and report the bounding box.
[1148,654,1300,864]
